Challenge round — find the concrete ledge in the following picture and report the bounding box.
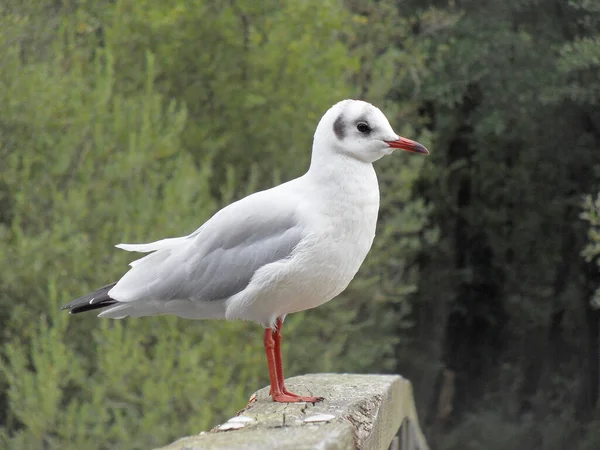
[157,374,429,450]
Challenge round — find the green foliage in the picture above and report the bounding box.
[392,0,600,448]
[6,0,599,448]
[441,410,600,450]
[0,1,433,448]
[557,0,600,104]
[582,193,600,308]
[1,290,267,449]
[99,0,358,184]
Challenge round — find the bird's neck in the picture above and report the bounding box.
[305,146,380,246]
[306,148,379,203]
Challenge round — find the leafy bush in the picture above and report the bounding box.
[0,1,430,449]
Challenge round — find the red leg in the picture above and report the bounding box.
[264,327,303,402]
[263,328,283,399]
[265,318,323,403]
[273,318,289,394]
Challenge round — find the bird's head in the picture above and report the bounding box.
[313,99,429,163]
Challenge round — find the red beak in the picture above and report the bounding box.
[384,137,429,155]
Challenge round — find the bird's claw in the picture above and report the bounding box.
[272,393,324,403]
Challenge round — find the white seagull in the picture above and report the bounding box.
[63,99,429,403]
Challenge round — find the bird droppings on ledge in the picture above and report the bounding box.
[217,422,246,431]
[215,415,257,432]
[228,415,256,424]
[303,413,336,423]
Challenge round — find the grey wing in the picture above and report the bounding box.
[106,195,304,306]
[183,212,302,301]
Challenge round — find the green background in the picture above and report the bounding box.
[1,1,600,449]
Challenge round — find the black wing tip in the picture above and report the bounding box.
[62,282,118,314]
[61,301,76,311]
[67,300,118,314]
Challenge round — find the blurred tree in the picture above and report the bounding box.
[11,0,600,448]
[556,0,600,105]
[391,0,600,447]
[0,0,436,448]
[95,0,357,189]
[582,194,600,308]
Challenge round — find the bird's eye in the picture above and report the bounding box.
[356,122,371,133]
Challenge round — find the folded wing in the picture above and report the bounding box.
[97,192,304,318]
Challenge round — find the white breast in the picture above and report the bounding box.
[303,161,380,296]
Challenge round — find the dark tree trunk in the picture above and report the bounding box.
[577,259,600,420]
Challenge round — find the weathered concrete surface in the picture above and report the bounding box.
[157,374,428,450]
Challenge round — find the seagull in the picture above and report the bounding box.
[62,99,429,403]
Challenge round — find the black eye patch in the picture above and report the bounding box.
[333,115,345,139]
